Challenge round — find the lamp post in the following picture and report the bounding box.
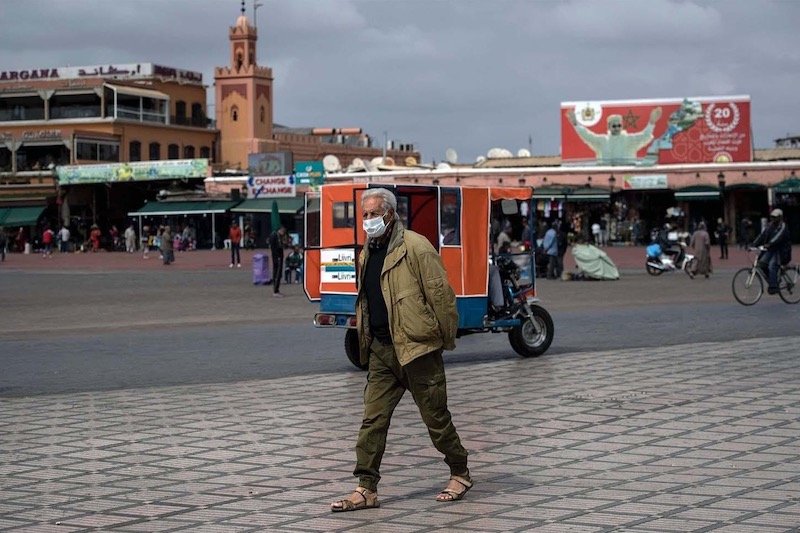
[717,171,726,222]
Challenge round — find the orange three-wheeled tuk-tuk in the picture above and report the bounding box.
[303,182,554,370]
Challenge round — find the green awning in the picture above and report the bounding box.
[674,185,720,202]
[532,186,568,200]
[230,197,305,213]
[566,188,610,203]
[128,200,240,217]
[0,206,46,227]
[774,177,800,194]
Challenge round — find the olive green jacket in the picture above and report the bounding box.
[356,222,458,366]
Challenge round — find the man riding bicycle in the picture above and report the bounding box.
[751,208,791,294]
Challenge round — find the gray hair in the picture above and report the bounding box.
[362,187,399,220]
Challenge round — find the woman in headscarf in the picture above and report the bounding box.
[689,221,712,278]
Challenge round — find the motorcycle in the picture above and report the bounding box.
[645,242,696,277]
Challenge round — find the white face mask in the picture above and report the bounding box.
[363,214,388,238]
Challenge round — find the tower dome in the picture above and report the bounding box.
[236,15,249,29]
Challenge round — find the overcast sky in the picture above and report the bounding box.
[1,0,798,163]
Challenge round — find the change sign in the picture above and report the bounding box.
[293,161,325,185]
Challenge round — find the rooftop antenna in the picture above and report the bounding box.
[240,0,245,15]
[253,0,263,28]
[445,148,458,165]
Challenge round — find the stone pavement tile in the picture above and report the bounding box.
[2,336,800,531]
[628,516,717,530]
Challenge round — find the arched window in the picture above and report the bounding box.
[149,142,160,160]
[200,146,211,159]
[191,103,203,126]
[183,145,195,159]
[260,106,265,123]
[168,144,180,159]
[129,141,141,162]
[175,100,187,123]
[236,53,243,70]
[231,106,239,122]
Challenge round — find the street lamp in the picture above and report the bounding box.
[717,171,726,222]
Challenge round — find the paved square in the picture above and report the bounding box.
[2,336,799,531]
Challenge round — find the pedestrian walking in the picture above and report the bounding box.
[330,187,470,512]
[268,226,289,296]
[124,224,137,253]
[58,224,70,253]
[0,226,6,262]
[689,221,712,278]
[715,218,729,260]
[160,226,174,265]
[41,225,55,258]
[229,221,242,268]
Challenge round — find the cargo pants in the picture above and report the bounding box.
[354,339,468,492]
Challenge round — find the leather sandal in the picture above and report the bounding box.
[436,474,473,502]
[331,486,380,512]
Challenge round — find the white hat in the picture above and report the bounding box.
[770,208,783,217]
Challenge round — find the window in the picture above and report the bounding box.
[200,146,210,159]
[440,188,461,245]
[175,100,187,121]
[191,103,204,126]
[183,145,195,159]
[129,141,141,162]
[260,106,265,123]
[332,201,355,229]
[168,144,180,159]
[231,106,239,122]
[75,139,119,162]
[149,142,160,160]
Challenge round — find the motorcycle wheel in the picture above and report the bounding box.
[508,305,554,358]
[344,329,368,371]
[646,261,663,276]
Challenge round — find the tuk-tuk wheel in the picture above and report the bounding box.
[345,329,368,370]
[509,305,554,357]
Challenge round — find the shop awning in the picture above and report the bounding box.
[674,185,720,201]
[774,177,800,194]
[566,188,610,203]
[0,205,46,227]
[532,186,567,200]
[128,200,239,217]
[230,197,305,214]
[105,84,169,101]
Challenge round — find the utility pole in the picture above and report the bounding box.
[382,131,387,160]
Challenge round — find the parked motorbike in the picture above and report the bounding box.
[645,242,696,277]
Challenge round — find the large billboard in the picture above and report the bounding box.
[560,95,752,166]
[57,159,209,185]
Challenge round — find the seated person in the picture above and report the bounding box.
[284,245,303,284]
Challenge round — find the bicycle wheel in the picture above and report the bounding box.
[778,265,800,304]
[732,267,764,306]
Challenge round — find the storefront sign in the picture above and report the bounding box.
[293,160,324,185]
[57,158,209,184]
[22,130,62,141]
[0,63,202,84]
[246,175,296,198]
[622,174,668,190]
[560,95,752,166]
[320,248,356,283]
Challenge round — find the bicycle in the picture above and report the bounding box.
[731,247,800,305]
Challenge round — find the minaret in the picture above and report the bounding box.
[214,1,277,170]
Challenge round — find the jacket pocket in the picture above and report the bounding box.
[396,288,438,342]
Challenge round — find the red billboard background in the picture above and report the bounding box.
[560,96,752,165]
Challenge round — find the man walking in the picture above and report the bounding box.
[268,226,289,297]
[229,221,242,268]
[331,188,471,512]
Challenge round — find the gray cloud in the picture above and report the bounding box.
[1,0,797,163]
